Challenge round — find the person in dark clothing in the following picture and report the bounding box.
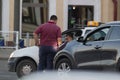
[58,32,73,51]
[33,15,62,71]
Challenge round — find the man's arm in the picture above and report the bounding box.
[33,33,39,46]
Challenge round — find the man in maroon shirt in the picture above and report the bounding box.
[33,15,62,71]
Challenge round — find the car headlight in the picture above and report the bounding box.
[9,52,15,58]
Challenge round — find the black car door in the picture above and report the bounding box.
[100,26,120,66]
[74,26,110,68]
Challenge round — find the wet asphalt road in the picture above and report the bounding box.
[0,56,119,80]
[0,59,18,80]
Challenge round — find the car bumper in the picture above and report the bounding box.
[8,57,20,72]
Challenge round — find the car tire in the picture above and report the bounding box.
[55,58,72,72]
[117,62,120,72]
[16,59,37,78]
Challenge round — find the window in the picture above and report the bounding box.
[109,26,120,40]
[22,0,48,33]
[86,27,110,42]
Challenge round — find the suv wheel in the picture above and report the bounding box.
[117,64,120,71]
[16,59,37,78]
[55,58,72,72]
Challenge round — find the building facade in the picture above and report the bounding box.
[0,0,120,35]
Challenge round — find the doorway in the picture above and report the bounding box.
[68,5,94,29]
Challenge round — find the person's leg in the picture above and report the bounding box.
[38,46,47,71]
[46,46,56,70]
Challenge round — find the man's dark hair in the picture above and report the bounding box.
[50,15,58,20]
[66,32,73,38]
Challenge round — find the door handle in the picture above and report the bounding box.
[85,44,92,46]
[95,45,101,49]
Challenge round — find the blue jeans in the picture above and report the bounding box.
[38,46,57,71]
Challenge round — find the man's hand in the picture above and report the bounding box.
[33,33,39,46]
[57,37,62,47]
[35,42,39,46]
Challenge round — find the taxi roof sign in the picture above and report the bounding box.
[87,21,99,27]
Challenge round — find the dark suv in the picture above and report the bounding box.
[54,21,120,71]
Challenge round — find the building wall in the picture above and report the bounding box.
[101,0,114,22]
[118,0,120,20]
[56,0,64,31]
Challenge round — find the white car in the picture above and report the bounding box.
[8,27,96,77]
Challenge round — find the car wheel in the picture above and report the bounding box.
[117,63,120,71]
[16,59,37,78]
[118,67,120,71]
[55,58,72,72]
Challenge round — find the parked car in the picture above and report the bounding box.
[53,21,120,72]
[8,26,95,77]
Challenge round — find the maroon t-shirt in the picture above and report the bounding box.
[34,21,61,47]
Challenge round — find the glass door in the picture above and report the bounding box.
[68,5,94,29]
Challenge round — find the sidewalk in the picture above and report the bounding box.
[0,48,15,60]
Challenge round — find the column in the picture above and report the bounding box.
[9,0,15,31]
[101,0,114,22]
[48,0,56,19]
[56,0,64,31]
[2,0,10,31]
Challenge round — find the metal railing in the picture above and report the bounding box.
[0,31,19,50]
[21,32,34,47]
[0,31,35,50]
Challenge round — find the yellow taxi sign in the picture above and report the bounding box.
[87,21,99,27]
